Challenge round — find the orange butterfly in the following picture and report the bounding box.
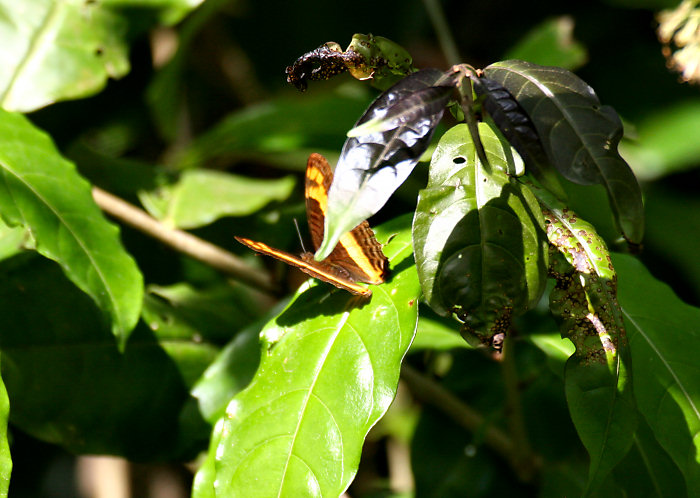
[236,153,388,297]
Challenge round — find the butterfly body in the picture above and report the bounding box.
[236,153,388,297]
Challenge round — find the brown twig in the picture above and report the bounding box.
[401,363,541,483]
[91,186,277,294]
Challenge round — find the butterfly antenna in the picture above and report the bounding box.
[293,218,307,252]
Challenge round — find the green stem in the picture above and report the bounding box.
[421,0,461,66]
[500,336,541,481]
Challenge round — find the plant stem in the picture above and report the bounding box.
[91,186,277,294]
[422,0,461,66]
[401,364,540,482]
[500,336,541,481]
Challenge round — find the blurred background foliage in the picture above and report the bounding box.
[7,0,700,495]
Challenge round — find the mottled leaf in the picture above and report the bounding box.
[139,170,295,229]
[0,110,143,344]
[214,215,420,497]
[412,123,548,347]
[317,69,453,260]
[485,60,644,244]
[542,195,636,493]
[615,253,700,495]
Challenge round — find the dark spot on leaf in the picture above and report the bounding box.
[453,156,466,164]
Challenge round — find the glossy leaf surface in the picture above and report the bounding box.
[139,170,295,229]
[317,69,453,260]
[484,60,644,244]
[543,198,636,493]
[615,253,700,495]
[214,215,420,497]
[413,123,548,346]
[0,110,143,344]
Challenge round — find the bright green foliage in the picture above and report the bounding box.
[212,215,420,497]
[0,110,143,344]
[139,170,296,229]
[413,123,548,346]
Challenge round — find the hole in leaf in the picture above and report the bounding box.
[453,156,466,164]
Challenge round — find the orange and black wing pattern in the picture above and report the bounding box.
[235,153,388,297]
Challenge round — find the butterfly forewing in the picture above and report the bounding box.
[236,153,388,296]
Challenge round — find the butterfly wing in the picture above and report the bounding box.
[305,153,333,251]
[305,153,388,285]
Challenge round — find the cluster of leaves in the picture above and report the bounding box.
[0,2,698,498]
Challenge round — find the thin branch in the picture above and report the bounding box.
[92,186,277,294]
[401,363,540,483]
[422,0,462,66]
[500,336,541,481]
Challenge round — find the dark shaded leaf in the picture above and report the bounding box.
[484,60,644,244]
[0,256,207,460]
[614,253,700,495]
[213,215,420,496]
[413,123,548,347]
[318,69,454,260]
[0,110,143,345]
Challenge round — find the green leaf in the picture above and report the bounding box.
[214,215,420,497]
[139,170,296,229]
[176,88,372,170]
[484,60,644,244]
[504,16,588,70]
[0,358,10,498]
[410,314,470,352]
[103,0,206,25]
[0,110,143,344]
[614,253,700,495]
[0,217,28,262]
[318,69,453,260]
[0,0,128,112]
[0,256,206,460]
[191,324,262,424]
[614,417,687,497]
[192,418,224,498]
[412,123,548,347]
[543,199,636,493]
[620,100,700,181]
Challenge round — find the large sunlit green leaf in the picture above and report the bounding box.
[484,60,644,244]
[0,0,204,112]
[413,123,548,347]
[214,215,420,497]
[317,69,453,260]
[0,110,143,344]
[139,170,296,229]
[0,359,10,498]
[615,253,700,495]
[0,256,207,460]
